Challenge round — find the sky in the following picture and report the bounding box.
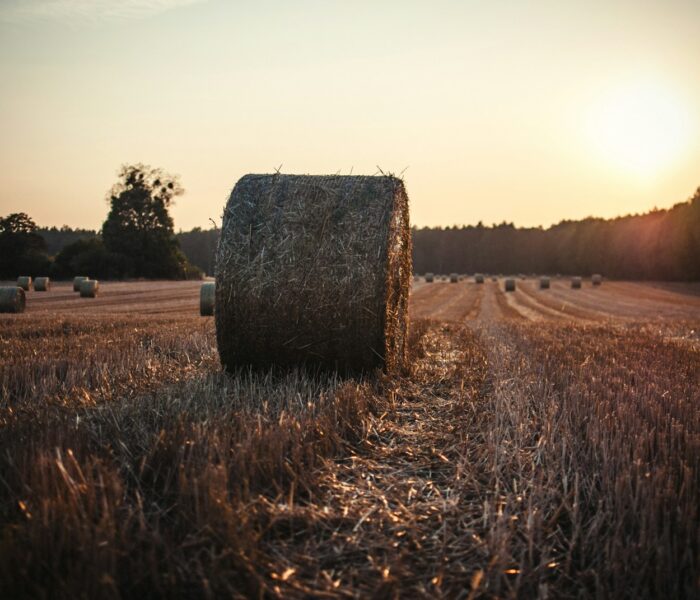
[1,0,699,231]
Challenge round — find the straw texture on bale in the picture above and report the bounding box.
[215,174,411,373]
[73,276,88,292]
[0,287,25,313]
[34,277,50,292]
[571,277,582,289]
[424,273,434,283]
[540,276,550,289]
[17,276,32,291]
[200,282,215,316]
[80,279,99,298]
[449,273,458,283]
[592,274,603,286]
[504,278,516,292]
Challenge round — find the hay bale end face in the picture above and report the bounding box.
[571,276,582,289]
[215,174,411,373]
[505,278,516,292]
[73,276,88,292]
[540,276,550,289]
[17,276,32,291]
[592,274,603,286]
[424,272,434,283]
[200,282,215,316]
[0,287,26,313]
[80,279,99,298]
[34,277,51,292]
[449,273,459,283]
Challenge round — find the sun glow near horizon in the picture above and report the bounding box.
[585,80,694,182]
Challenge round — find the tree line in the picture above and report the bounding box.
[2,180,698,281]
[414,188,700,281]
[0,164,201,280]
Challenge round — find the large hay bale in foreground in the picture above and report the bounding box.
[0,287,25,313]
[424,272,434,283]
[215,174,411,373]
[73,276,88,292]
[34,277,50,292]
[200,282,215,316]
[571,276,582,289]
[449,273,459,283]
[592,274,603,286]
[540,276,550,289]
[80,279,99,298]
[505,278,516,292]
[17,276,32,291]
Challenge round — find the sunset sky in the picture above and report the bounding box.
[1,0,699,231]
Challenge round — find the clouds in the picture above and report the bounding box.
[0,0,208,24]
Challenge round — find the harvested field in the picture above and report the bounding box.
[0,279,698,598]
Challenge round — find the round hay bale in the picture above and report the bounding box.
[539,276,550,289]
[0,287,26,313]
[215,174,411,373]
[73,276,88,292]
[504,278,516,292]
[449,273,459,283]
[16,276,32,291]
[491,276,498,282]
[200,282,215,316]
[475,274,484,284]
[424,272,434,283]
[571,276,582,289]
[592,274,603,286]
[80,279,99,298]
[34,277,51,292]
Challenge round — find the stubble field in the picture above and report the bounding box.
[1,278,698,598]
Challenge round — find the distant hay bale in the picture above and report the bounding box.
[425,272,434,283]
[16,276,32,291]
[34,277,51,292]
[571,276,582,289]
[200,282,215,316]
[0,287,25,313]
[475,274,484,284]
[491,276,498,282]
[80,279,99,298]
[505,278,516,292]
[539,276,550,289]
[73,276,88,292]
[592,274,603,286]
[413,275,420,282]
[215,174,411,373]
[450,273,459,283]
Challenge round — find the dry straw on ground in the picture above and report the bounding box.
[16,276,31,291]
[80,280,99,298]
[215,174,411,373]
[592,274,603,286]
[200,282,215,316]
[73,276,88,292]
[505,278,516,292]
[540,276,550,289]
[0,286,25,313]
[424,272,434,283]
[572,276,582,289]
[34,277,50,292]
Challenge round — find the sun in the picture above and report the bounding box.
[586,81,691,178]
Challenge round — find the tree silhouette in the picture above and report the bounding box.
[102,164,189,278]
